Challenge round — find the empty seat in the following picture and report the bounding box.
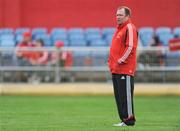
[51,34,68,41]
[105,34,113,46]
[51,28,67,35]
[139,27,154,36]
[32,28,48,37]
[86,34,102,43]
[69,34,85,41]
[69,39,87,47]
[35,34,50,39]
[173,27,180,38]
[15,28,30,35]
[158,33,174,46]
[89,39,107,46]
[140,34,154,46]
[0,34,15,41]
[85,28,101,35]
[102,27,116,37]
[138,27,154,46]
[15,34,24,43]
[0,29,3,35]
[68,28,84,35]
[0,28,14,35]
[156,27,171,36]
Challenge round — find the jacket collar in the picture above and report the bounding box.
[117,19,131,29]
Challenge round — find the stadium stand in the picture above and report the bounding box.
[0,27,179,68]
[0,27,178,48]
[0,26,180,83]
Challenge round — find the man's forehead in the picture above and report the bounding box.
[116,8,125,15]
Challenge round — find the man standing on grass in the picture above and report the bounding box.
[108,6,138,127]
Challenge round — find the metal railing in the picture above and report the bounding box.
[0,46,179,83]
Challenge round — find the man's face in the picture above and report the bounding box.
[116,8,128,25]
[35,41,43,47]
[24,36,31,42]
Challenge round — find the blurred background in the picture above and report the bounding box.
[0,1,180,130]
[0,0,179,84]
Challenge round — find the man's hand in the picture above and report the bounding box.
[117,59,127,65]
[117,59,123,65]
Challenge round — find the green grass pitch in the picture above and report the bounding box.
[0,96,180,131]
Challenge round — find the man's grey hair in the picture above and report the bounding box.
[117,6,131,17]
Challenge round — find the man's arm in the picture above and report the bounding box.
[118,24,134,64]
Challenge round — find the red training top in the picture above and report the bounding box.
[108,19,138,76]
[16,42,34,59]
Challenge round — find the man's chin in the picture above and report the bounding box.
[117,21,122,25]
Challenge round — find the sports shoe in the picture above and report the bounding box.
[113,122,127,127]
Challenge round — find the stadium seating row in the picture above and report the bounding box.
[139,27,180,46]
[0,27,115,47]
[0,27,180,47]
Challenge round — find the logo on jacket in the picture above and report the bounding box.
[116,32,122,38]
[121,76,125,80]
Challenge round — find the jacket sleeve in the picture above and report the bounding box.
[118,24,135,63]
[37,51,49,64]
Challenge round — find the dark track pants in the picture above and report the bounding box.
[112,73,136,125]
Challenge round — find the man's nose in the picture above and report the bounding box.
[116,15,120,19]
